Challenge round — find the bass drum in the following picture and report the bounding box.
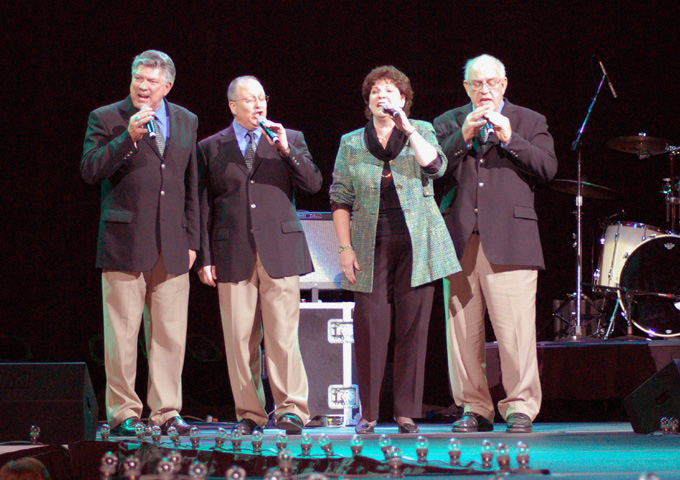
[618,234,680,337]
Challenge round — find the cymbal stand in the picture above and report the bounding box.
[568,72,607,339]
[665,146,679,232]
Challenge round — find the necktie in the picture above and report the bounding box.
[479,123,490,145]
[244,131,257,171]
[152,118,165,156]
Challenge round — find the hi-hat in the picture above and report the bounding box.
[607,135,669,158]
[548,179,621,200]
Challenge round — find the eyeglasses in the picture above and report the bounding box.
[467,78,503,91]
[234,95,270,105]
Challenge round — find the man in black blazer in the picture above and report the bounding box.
[197,76,322,434]
[81,50,198,436]
[434,54,557,433]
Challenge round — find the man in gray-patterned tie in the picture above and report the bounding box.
[81,49,198,437]
[196,76,321,435]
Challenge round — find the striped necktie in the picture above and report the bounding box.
[244,131,257,170]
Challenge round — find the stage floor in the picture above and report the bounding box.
[2,421,679,478]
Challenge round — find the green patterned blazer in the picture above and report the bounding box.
[330,120,461,293]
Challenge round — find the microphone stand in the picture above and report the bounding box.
[566,72,607,340]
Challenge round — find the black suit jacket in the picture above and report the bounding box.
[197,123,322,282]
[81,96,199,275]
[434,99,557,269]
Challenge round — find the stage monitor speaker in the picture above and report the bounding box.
[297,211,342,290]
[0,362,98,443]
[622,359,680,433]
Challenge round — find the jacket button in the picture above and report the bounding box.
[474,207,479,213]
[251,204,256,208]
[161,164,166,169]
[479,182,484,187]
[160,191,165,196]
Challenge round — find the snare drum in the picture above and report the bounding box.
[618,234,680,337]
[594,221,668,287]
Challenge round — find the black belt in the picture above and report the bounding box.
[471,230,480,235]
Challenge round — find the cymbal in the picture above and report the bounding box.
[548,179,621,200]
[607,135,669,157]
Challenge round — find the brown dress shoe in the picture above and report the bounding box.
[161,416,191,435]
[451,412,494,432]
[235,418,259,435]
[506,413,532,433]
[275,413,304,434]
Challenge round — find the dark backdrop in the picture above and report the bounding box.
[3,2,679,420]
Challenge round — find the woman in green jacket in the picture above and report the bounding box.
[330,66,461,434]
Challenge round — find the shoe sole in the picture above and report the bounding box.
[506,427,532,433]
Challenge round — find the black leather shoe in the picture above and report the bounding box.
[161,416,191,435]
[506,413,532,433]
[275,414,304,434]
[355,418,376,434]
[395,417,419,434]
[451,412,493,432]
[111,416,145,436]
[235,418,259,435]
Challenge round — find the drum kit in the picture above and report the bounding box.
[550,134,680,340]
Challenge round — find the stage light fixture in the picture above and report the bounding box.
[122,455,142,479]
[276,432,288,453]
[379,434,392,460]
[319,433,334,457]
[135,424,146,443]
[215,427,227,449]
[252,428,264,453]
[168,426,181,447]
[190,426,201,449]
[480,439,494,469]
[415,435,428,463]
[300,432,313,456]
[516,441,530,469]
[151,425,162,445]
[188,459,208,479]
[99,451,118,478]
[350,434,363,457]
[225,465,247,479]
[448,437,462,466]
[495,442,510,471]
[167,450,183,473]
[100,423,110,441]
[231,427,243,451]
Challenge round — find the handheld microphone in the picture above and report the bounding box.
[257,117,280,144]
[381,105,400,118]
[140,106,157,138]
[597,57,618,99]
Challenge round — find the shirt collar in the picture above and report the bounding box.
[232,120,260,140]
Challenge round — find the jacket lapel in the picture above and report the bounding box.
[222,127,250,176]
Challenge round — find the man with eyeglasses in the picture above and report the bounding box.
[434,54,557,433]
[196,76,322,434]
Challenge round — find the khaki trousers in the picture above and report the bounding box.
[445,233,542,422]
[217,254,309,426]
[102,254,189,427]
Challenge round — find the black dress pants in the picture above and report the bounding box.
[353,233,435,421]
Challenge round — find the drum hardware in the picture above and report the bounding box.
[606,133,669,159]
[590,234,680,339]
[549,179,621,200]
[567,66,615,340]
[663,145,679,232]
[551,294,607,340]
